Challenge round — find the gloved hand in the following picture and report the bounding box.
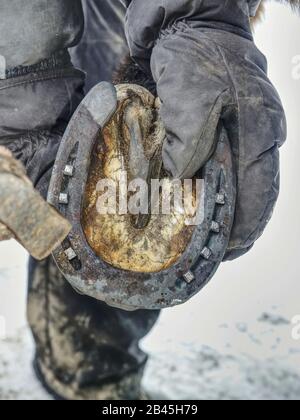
[0,0,85,257]
[0,65,84,258]
[124,0,287,259]
[0,0,84,192]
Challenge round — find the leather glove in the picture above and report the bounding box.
[124,0,287,259]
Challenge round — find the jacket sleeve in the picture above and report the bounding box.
[121,0,261,70]
[0,0,83,70]
[0,0,85,189]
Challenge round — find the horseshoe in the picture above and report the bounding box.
[48,82,236,310]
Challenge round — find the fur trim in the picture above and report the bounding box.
[113,55,157,95]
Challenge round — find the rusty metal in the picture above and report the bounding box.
[0,146,71,260]
[48,82,236,310]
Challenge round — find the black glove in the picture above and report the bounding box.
[0,1,85,258]
[0,0,84,195]
[124,0,286,259]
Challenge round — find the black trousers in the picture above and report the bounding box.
[28,257,159,400]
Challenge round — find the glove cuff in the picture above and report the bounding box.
[0,51,85,188]
[0,53,85,141]
[4,50,72,80]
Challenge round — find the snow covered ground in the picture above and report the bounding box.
[0,3,300,400]
[0,271,299,401]
[0,309,299,400]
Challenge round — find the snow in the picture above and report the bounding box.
[0,3,300,400]
[0,307,299,400]
[0,328,51,400]
[143,312,300,400]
